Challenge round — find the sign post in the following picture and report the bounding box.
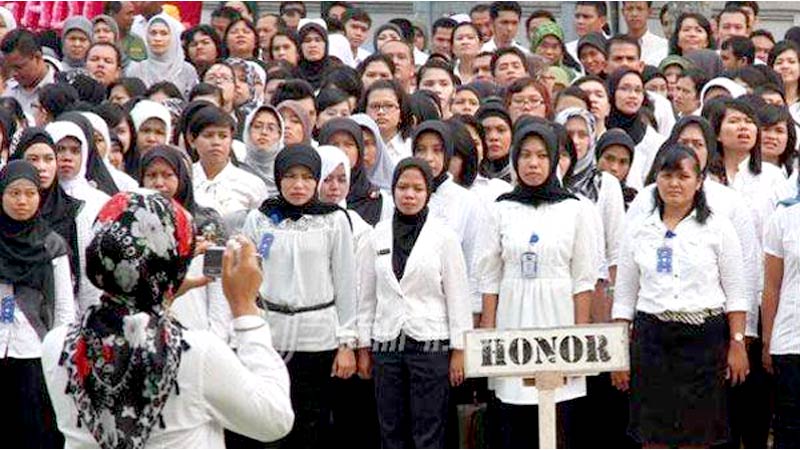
[464,323,630,449]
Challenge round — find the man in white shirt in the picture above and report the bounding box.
[1,30,55,118]
[622,1,668,68]
[130,1,184,41]
[605,35,675,137]
[566,1,609,64]
[480,1,529,55]
[343,7,372,67]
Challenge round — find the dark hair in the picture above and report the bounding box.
[679,68,709,99]
[555,85,591,109]
[646,115,717,185]
[315,87,350,113]
[432,17,458,36]
[505,77,553,119]
[758,103,797,175]
[357,79,413,139]
[279,1,306,17]
[669,13,715,55]
[725,1,759,16]
[271,79,314,105]
[268,28,300,61]
[57,72,106,103]
[417,59,460,90]
[95,101,139,173]
[107,77,147,102]
[103,1,122,15]
[489,1,522,20]
[87,42,122,67]
[0,97,25,131]
[453,113,486,159]
[388,18,415,42]
[768,40,800,97]
[322,1,350,18]
[189,82,223,105]
[223,18,258,58]
[729,66,765,90]
[0,29,41,57]
[181,25,222,64]
[356,52,395,77]
[446,117,479,187]
[576,1,608,17]
[188,105,236,138]
[754,82,786,101]
[607,34,641,59]
[708,98,762,180]
[409,90,442,125]
[38,82,79,118]
[717,5,750,28]
[451,22,483,48]
[751,28,775,43]
[470,4,490,16]
[490,47,529,75]
[526,10,556,35]
[652,143,711,224]
[321,65,362,101]
[211,5,242,22]
[722,35,755,64]
[145,81,184,101]
[342,7,371,27]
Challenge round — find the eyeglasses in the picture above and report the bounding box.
[511,97,545,107]
[368,103,399,113]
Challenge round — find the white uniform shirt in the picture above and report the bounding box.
[357,217,472,349]
[42,316,294,448]
[639,30,669,67]
[481,38,530,55]
[470,175,512,204]
[625,126,666,191]
[627,180,761,335]
[429,176,487,313]
[75,198,105,314]
[193,161,269,218]
[170,256,233,342]
[384,134,412,166]
[479,198,598,405]
[613,210,749,321]
[0,256,74,359]
[764,203,800,354]
[242,209,357,352]
[648,91,677,137]
[596,171,626,268]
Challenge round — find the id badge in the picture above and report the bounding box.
[521,252,538,278]
[0,296,14,324]
[259,233,275,260]
[656,246,673,274]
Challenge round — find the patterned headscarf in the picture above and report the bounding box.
[60,190,195,449]
[226,57,258,118]
[555,107,600,201]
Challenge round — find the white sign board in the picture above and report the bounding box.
[464,323,630,378]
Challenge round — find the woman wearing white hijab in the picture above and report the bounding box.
[81,112,139,191]
[317,144,371,244]
[130,99,173,156]
[45,120,110,231]
[699,77,747,109]
[126,14,198,97]
[0,6,17,42]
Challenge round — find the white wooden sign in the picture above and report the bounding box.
[464,323,630,449]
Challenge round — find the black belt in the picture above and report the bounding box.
[262,299,335,315]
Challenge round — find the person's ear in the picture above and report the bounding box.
[636,60,644,74]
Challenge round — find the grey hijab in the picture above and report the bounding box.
[350,113,395,191]
[243,104,284,196]
[62,17,93,70]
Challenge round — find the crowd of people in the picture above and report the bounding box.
[2,0,800,448]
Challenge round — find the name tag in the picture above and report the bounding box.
[656,247,673,274]
[0,296,14,324]
[521,252,538,278]
[377,248,391,256]
[259,233,275,260]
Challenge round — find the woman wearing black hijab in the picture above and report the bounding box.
[242,144,357,448]
[297,21,338,90]
[0,160,74,448]
[356,157,472,448]
[478,123,598,449]
[318,117,388,225]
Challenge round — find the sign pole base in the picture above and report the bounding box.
[524,372,564,450]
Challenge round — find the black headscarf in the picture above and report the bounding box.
[140,145,229,244]
[297,22,336,90]
[318,117,384,225]
[56,111,120,195]
[259,144,341,223]
[498,123,578,206]
[596,128,639,208]
[10,128,83,291]
[411,120,454,191]
[476,103,514,182]
[0,161,62,336]
[644,115,717,185]
[606,69,648,145]
[391,157,433,281]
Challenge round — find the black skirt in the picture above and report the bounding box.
[629,311,730,446]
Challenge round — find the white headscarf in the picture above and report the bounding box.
[139,14,186,87]
[350,113,395,191]
[45,121,90,193]
[81,111,139,190]
[316,144,351,208]
[0,7,17,33]
[700,77,747,107]
[81,112,111,151]
[130,100,173,141]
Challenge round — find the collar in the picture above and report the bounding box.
[644,206,699,231]
[195,160,234,183]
